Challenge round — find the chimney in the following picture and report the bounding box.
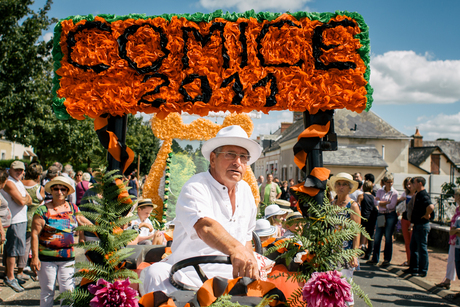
[293,112,303,122]
[411,128,423,147]
[280,122,292,133]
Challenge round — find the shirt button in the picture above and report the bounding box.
[223,187,225,190]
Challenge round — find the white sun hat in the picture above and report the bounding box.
[201,125,262,165]
[274,199,293,213]
[44,175,75,194]
[254,219,277,237]
[264,204,287,219]
[329,172,359,193]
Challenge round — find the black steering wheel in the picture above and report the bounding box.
[169,231,263,291]
[169,255,231,291]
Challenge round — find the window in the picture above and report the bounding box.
[431,154,440,175]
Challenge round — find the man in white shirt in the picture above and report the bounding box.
[142,125,262,295]
[0,161,32,292]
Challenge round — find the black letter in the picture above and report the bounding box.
[221,73,244,105]
[256,20,303,68]
[239,22,248,68]
[252,73,278,107]
[312,19,357,70]
[138,73,170,107]
[118,24,170,74]
[179,74,212,103]
[67,21,112,73]
[181,22,229,69]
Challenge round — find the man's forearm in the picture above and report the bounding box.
[425,204,434,216]
[195,217,243,255]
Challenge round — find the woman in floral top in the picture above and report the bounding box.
[30,176,92,307]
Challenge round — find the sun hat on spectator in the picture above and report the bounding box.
[10,161,25,170]
[137,198,156,208]
[44,176,75,194]
[329,172,359,193]
[285,211,303,222]
[274,199,293,212]
[254,219,277,237]
[201,125,262,165]
[264,204,287,219]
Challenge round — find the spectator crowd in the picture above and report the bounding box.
[2,158,458,303]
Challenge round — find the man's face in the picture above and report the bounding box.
[353,173,362,181]
[258,176,264,184]
[411,180,420,192]
[267,175,273,183]
[210,145,248,187]
[9,168,24,180]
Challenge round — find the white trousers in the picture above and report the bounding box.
[141,259,234,296]
[37,260,75,307]
[445,244,457,281]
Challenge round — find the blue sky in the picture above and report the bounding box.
[33,0,460,141]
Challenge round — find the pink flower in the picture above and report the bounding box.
[302,270,352,307]
[88,278,139,307]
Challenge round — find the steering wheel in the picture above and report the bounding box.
[169,255,231,290]
[169,231,263,290]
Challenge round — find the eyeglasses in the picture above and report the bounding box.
[76,174,82,176]
[52,187,68,193]
[216,152,250,164]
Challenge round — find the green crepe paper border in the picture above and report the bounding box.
[52,9,373,120]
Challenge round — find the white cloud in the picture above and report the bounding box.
[252,111,293,138]
[198,0,312,13]
[370,51,460,105]
[415,112,460,141]
[43,32,53,42]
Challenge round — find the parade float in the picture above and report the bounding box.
[52,9,373,307]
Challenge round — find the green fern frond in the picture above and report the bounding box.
[110,269,140,282]
[286,286,304,307]
[58,288,92,307]
[349,278,373,307]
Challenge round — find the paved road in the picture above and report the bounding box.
[354,262,458,307]
[2,260,459,307]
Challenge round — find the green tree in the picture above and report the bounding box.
[167,153,196,219]
[0,0,106,166]
[193,149,209,173]
[171,139,183,153]
[125,114,160,176]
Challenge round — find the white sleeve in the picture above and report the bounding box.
[175,182,215,240]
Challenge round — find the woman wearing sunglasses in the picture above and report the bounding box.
[30,176,92,307]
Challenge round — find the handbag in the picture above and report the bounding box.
[377,214,386,227]
[396,201,406,215]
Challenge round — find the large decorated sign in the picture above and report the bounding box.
[52,11,372,120]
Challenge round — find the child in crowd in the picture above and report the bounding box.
[129,199,164,245]
[254,219,277,251]
[264,204,288,237]
[282,211,304,239]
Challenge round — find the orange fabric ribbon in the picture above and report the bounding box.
[94,115,134,174]
[290,167,330,197]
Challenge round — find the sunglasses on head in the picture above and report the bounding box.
[52,187,68,193]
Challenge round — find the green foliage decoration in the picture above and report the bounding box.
[59,169,139,307]
[265,189,373,306]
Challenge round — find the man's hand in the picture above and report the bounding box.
[230,248,259,280]
[194,217,260,280]
[422,213,431,220]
